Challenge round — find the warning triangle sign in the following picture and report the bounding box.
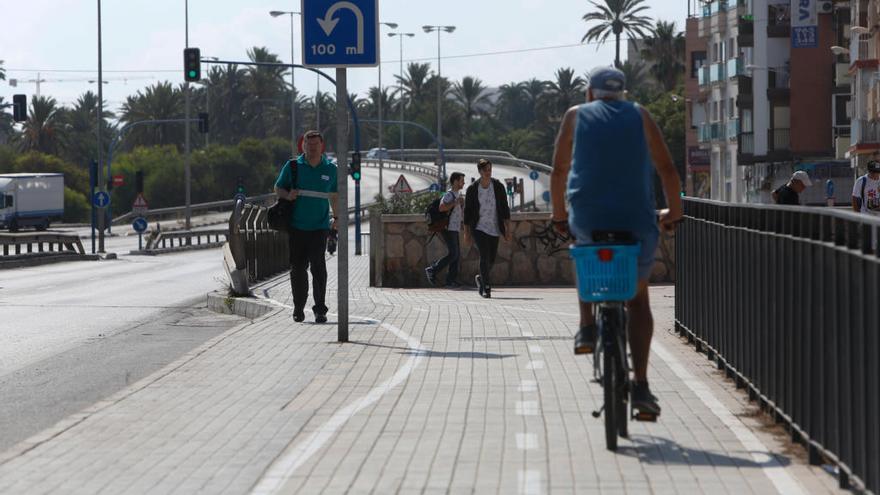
[390,174,413,193]
[132,194,149,209]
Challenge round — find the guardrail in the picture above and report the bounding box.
[112,193,276,225]
[0,232,96,267]
[675,197,879,493]
[143,229,228,252]
[225,200,289,295]
[386,149,553,174]
[361,158,438,178]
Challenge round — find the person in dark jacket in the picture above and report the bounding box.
[463,159,512,298]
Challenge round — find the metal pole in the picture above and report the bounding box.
[436,29,443,183]
[378,50,384,195]
[316,76,321,131]
[96,0,105,253]
[205,83,210,147]
[289,13,297,153]
[184,0,192,231]
[399,35,405,155]
[336,68,349,342]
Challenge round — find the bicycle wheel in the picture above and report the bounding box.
[616,308,629,439]
[603,345,618,451]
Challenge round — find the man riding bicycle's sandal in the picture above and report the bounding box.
[549,66,683,417]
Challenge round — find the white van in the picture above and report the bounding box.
[0,173,65,231]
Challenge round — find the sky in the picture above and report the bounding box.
[1,0,685,114]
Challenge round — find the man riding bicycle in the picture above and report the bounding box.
[550,66,683,416]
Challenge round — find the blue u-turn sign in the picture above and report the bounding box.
[301,0,379,67]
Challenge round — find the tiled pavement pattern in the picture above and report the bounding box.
[0,243,846,494]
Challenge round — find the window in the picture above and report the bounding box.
[3,194,12,208]
[728,38,736,59]
[691,51,707,78]
[742,109,754,132]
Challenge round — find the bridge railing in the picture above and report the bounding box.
[0,232,86,257]
[145,229,228,251]
[676,197,879,493]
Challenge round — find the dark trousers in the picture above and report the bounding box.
[473,229,500,288]
[289,229,329,315]
[431,229,460,284]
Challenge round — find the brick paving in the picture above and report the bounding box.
[0,244,846,494]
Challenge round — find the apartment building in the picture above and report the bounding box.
[686,0,852,204]
[848,0,880,174]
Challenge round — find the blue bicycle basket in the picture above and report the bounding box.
[570,243,641,302]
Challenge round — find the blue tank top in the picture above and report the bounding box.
[567,100,657,237]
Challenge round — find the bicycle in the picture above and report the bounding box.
[570,231,657,452]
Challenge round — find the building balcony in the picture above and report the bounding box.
[709,63,727,83]
[698,122,725,143]
[854,121,880,145]
[698,66,710,86]
[739,132,754,154]
[701,0,738,17]
[767,4,790,38]
[856,39,878,63]
[727,119,740,140]
[738,15,754,47]
[767,71,790,102]
[726,57,745,78]
[769,128,791,151]
[835,62,852,87]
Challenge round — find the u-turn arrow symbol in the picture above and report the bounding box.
[317,1,365,55]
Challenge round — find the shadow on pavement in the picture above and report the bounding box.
[618,435,792,468]
[460,336,572,342]
[403,350,517,359]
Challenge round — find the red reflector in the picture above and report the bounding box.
[597,249,614,262]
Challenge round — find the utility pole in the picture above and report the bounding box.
[184,0,192,231]
[336,69,349,342]
[96,0,105,253]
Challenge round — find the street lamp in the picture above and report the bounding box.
[270,10,301,154]
[388,31,415,156]
[423,24,456,184]
[376,21,398,194]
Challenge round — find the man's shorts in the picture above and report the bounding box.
[570,224,659,282]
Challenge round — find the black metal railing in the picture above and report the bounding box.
[675,198,879,493]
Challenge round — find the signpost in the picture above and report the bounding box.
[529,170,539,211]
[429,183,440,192]
[132,217,148,250]
[390,174,413,194]
[112,175,125,187]
[542,190,551,209]
[93,191,110,209]
[302,0,379,342]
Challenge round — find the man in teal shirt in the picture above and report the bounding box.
[274,130,339,323]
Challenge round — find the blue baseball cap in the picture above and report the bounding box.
[588,66,626,93]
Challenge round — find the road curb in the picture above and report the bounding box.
[206,290,278,320]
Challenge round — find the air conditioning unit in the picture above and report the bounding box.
[819,1,833,14]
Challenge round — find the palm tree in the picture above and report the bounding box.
[521,78,549,124]
[58,91,114,165]
[640,20,685,91]
[18,96,63,154]
[496,82,528,128]
[395,63,432,111]
[547,68,587,115]
[0,60,6,82]
[118,81,184,149]
[582,0,654,68]
[452,76,491,132]
[243,47,287,139]
[615,60,653,101]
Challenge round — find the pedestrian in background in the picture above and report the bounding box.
[852,159,880,215]
[463,159,512,299]
[772,170,812,205]
[274,130,339,323]
[426,172,466,288]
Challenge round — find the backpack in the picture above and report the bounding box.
[425,196,450,233]
[267,158,298,232]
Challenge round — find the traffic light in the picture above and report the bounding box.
[198,112,209,134]
[12,94,26,122]
[184,47,201,82]
[235,176,246,196]
[350,152,362,181]
[505,178,515,196]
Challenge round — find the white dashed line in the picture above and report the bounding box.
[515,433,538,450]
[518,380,538,393]
[521,330,535,337]
[525,360,544,370]
[518,470,542,495]
[528,345,542,354]
[515,401,539,416]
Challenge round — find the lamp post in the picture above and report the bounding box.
[422,25,456,184]
[96,0,105,252]
[388,31,415,157]
[270,10,301,154]
[184,0,192,230]
[376,22,398,194]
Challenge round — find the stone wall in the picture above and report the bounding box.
[370,213,675,288]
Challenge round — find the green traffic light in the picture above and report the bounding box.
[188,70,197,78]
[353,173,361,181]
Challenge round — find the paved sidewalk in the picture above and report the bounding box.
[0,247,845,494]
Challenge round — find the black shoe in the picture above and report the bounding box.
[631,381,661,416]
[315,313,327,324]
[445,281,462,289]
[574,325,597,355]
[475,275,485,297]
[425,266,437,286]
[482,286,491,299]
[292,310,305,323]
